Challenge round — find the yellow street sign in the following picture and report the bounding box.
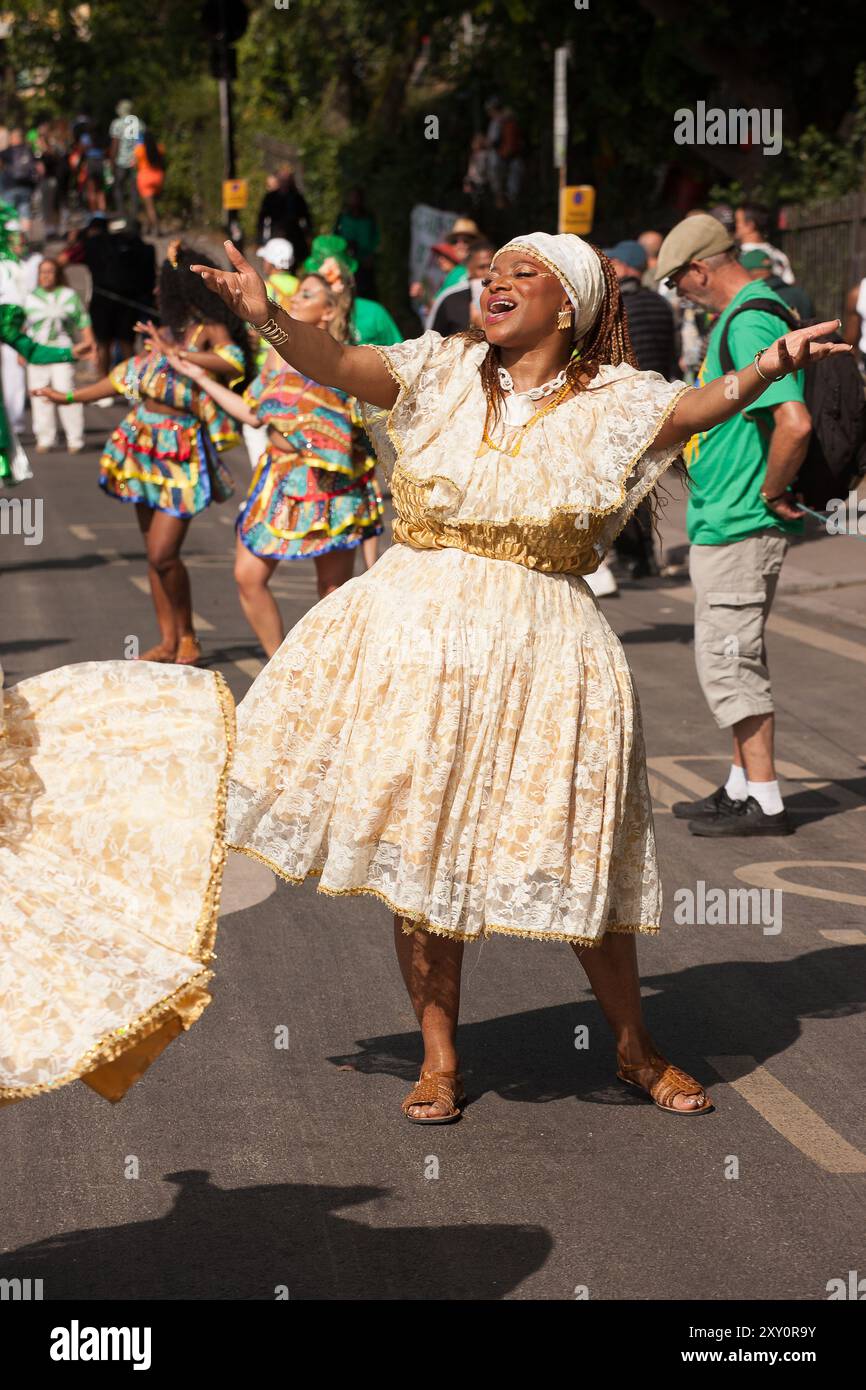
[223,178,248,210]
[559,185,595,235]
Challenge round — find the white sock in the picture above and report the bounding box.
[724,764,748,800]
[747,780,784,815]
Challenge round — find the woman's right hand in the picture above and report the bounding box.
[191,241,270,326]
[165,351,205,382]
[32,386,66,403]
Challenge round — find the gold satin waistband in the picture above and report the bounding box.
[391,517,601,576]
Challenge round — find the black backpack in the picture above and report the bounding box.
[718,298,866,510]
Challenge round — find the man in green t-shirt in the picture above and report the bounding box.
[656,215,814,839]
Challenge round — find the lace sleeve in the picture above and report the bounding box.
[359,330,446,480]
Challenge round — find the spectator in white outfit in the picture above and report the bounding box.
[23,257,94,452]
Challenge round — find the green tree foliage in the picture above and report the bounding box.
[2,0,864,311]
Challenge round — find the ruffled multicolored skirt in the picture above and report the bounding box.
[237,445,383,560]
[99,404,235,517]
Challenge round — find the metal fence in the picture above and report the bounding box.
[780,192,866,321]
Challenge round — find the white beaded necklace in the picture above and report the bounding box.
[497,366,569,426]
[497,365,569,399]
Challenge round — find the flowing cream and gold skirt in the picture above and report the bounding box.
[228,543,661,948]
[0,661,234,1105]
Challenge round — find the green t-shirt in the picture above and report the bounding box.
[351,297,401,346]
[684,280,806,545]
[441,264,468,291]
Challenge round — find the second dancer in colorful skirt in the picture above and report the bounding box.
[171,261,383,658]
[33,241,254,664]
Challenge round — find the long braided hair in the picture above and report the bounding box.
[459,244,679,528]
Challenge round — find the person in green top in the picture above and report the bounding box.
[656,214,815,840]
[0,203,85,485]
[303,235,401,345]
[23,256,94,453]
[334,186,380,298]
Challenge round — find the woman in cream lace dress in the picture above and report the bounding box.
[0,231,845,1119]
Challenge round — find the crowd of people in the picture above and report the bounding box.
[0,104,167,239]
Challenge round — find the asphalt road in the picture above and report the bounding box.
[2,402,865,1302]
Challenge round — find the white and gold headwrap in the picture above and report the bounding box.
[494,232,606,342]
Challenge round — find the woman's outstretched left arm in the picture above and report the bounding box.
[655,320,852,450]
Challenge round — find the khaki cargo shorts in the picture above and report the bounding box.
[689,531,788,729]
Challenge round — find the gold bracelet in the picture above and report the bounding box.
[754,350,784,383]
[253,314,291,346]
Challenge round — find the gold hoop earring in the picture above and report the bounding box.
[557,307,574,331]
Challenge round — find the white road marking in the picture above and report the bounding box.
[128,575,215,631]
[706,1055,866,1173]
[666,583,866,665]
[820,929,866,944]
[96,547,129,566]
[233,657,263,679]
[219,851,276,916]
[68,523,96,541]
[735,860,866,908]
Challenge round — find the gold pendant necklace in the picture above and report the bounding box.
[480,380,573,458]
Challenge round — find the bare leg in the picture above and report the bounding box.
[143,510,194,650]
[234,537,283,657]
[393,916,464,1119]
[362,532,378,570]
[134,504,175,652]
[313,546,355,600]
[733,711,775,783]
[572,932,709,1111]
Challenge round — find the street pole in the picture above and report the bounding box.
[202,0,248,249]
[217,32,241,247]
[554,45,570,231]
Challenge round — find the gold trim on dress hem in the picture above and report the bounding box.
[226,842,660,949]
[0,669,236,1106]
[0,971,213,1104]
[189,668,237,961]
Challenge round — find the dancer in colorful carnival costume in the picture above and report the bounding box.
[34,241,253,665]
[0,232,848,1116]
[175,261,383,657]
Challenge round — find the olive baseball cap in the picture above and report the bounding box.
[655,213,737,282]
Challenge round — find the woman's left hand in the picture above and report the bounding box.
[757,320,853,379]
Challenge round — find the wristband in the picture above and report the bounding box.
[65,391,75,404]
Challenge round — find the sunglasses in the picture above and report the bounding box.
[664,261,697,291]
[446,233,473,244]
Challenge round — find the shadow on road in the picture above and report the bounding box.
[0,1169,551,1300]
[328,945,866,1108]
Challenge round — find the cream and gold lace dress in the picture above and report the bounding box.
[226,330,690,946]
[0,330,687,1105]
[0,661,233,1105]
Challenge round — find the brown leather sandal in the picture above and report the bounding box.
[175,634,202,666]
[402,1069,466,1124]
[137,642,177,663]
[617,1056,713,1115]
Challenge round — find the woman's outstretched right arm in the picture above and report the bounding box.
[191,241,399,409]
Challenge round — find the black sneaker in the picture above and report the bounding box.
[672,785,740,820]
[688,795,793,838]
